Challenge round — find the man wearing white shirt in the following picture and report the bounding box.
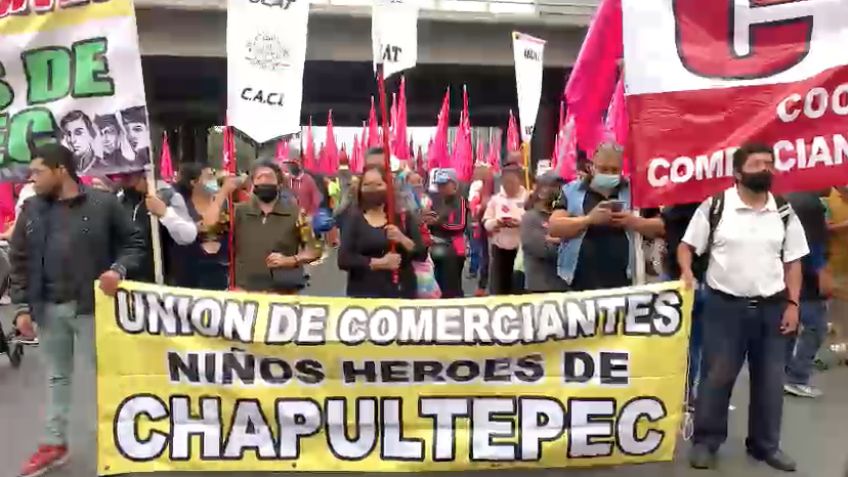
[679,143,808,472]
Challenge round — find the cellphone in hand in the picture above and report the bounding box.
[606,200,626,213]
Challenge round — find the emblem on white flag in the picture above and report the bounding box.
[512,32,546,143]
[372,0,419,79]
[227,0,309,143]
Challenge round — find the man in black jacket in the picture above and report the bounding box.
[10,144,145,477]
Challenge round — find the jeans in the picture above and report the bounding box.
[785,300,828,386]
[469,232,481,275]
[694,290,788,455]
[39,302,95,446]
[477,234,490,291]
[688,286,706,402]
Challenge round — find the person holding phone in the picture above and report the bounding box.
[549,143,663,292]
[483,165,528,295]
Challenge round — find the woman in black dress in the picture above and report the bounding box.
[338,165,426,298]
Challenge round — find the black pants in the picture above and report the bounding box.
[433,254,465,298]
[489,246,518,295]
[694,290,788,455]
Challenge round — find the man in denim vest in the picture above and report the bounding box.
[549,143,663,291]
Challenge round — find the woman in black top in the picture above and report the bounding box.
[338,165,426,298]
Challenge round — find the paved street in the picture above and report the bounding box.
[1,252,847,477]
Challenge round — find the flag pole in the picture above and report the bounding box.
[376,65,399,284]
[522,141,531,189]
[146,164,164,285]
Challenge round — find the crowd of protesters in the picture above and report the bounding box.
[2,140,847,476]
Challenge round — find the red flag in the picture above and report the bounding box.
[506,110,520,153]
[565,0,622,153]
[304,119,316,171]
[222,125,237,174]
[428,88,450,170]
[451,85,473,182]
[367,96,381,148]
[392,76,411,160]
[324,110,339,174]
[159,132,174,183]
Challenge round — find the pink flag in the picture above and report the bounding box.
[605,76,629,176]
[506,110,520,152]
[304,119,316,171]
[392,77,411,160]
[324,110,339,174]
[275,139,290,166]
[367,97,381,148]
[565,0,622,154]
[476,139,485,167]
[222,125,237,174]
[551,101,565,171]
[0,183,15,227]
[159,132,174,182]
[428,88,450,170]
[416,145,425,175]
[452,86,473,182]
[487,131,501,173]
[350,134,362,173]
[555,113,578,182]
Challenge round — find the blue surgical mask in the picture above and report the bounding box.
[590,173,621,191]
[204,179,220,194]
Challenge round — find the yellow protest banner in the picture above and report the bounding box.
[95,281,692,474]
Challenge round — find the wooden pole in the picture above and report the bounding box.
[522,141,531,189]
[376,66,399,284]
[145,165,165,285]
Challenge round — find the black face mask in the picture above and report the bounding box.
[740,170,773,193]
[254,184,279,203]
[288,164,302,176]
[360,190,387,210]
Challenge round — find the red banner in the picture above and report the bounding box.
[624,0,848,207]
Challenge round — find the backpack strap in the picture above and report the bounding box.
[704,191,725,258]
[774,195,792,259]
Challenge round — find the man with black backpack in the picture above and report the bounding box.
[678,143,809,472]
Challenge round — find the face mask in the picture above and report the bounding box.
[204,179,220,194]
[360,190,387,210]
[288,164,302,176]
[590,173,621,191]
[254,184,279,203]
[740,170,773,193]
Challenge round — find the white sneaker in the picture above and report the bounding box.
[784,383,823,398]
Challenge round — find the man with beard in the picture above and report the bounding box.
[679,143,809,472]
[60,110,100,174]
[120,106,150,163]
[10,144,145,477]
[115,170,198,282]
[94,114,132,172]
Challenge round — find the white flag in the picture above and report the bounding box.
[512,32,545,143]
[372,0,419,79]
[227,0,309,143]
